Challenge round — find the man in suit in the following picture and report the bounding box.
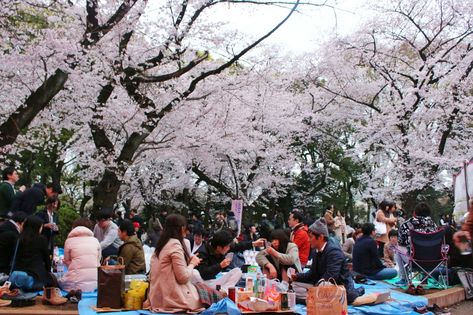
[0,211,27,273]
[36,196,60,257]
[0,167,25,219]
[11,182,60,216]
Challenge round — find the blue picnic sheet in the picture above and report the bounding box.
[77,281,433,315]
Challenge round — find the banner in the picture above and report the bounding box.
[453,158,473,219]
[231,200,243,236]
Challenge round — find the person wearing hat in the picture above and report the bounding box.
[93,209,123,258]
[291,218,364,304]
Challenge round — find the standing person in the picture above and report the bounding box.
[0,167,25,219]
[288,210,310,268]
[256,229,302,281]
[334,211,347,243]
[15,216,67,305]
[117,220,146,274]
[11,182,60,216]
[93,209,123,259]
[242,224,258,242]
[324,205,335,234]
[36,196,60,257]
[59,218,101,292]
[145,214,205,313]
[352,223,397,280]
[0,211,27,273]
[375,200,397,258]
[146,213,163,247]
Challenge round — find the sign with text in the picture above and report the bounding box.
[231,199,243,236]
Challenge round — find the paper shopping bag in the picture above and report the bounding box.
[97,256,125,309]
[306,280,348,315]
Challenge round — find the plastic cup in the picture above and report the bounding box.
[225,252,234,261]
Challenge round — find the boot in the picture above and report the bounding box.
[42,287,67,305]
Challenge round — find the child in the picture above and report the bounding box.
[383,229,398,267]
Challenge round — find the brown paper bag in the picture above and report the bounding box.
[306,280,348,315]
[97,257,125,309]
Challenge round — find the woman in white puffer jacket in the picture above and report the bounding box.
[59,218,101,292]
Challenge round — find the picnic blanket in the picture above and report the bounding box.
[77,281,432,315]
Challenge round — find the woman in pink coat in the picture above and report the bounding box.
[145,214,203,312]
[59,218,101,292]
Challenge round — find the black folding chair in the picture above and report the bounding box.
[406,228,449,289]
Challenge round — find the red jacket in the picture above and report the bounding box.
[291,223,310,266]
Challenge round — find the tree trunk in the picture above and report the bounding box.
[92,169,122,215]
[0,69,68,147]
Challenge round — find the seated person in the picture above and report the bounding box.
[93,209,123,258]
[118,220,146,274]
[59,218,101,292]
[145,214,205,312]
[190,228,206,255]
[0,211,26,274]
[196,230,264,291]
[352,223,397,280]
[396,202,437,284]
[292,218,364,304]
[342,228,361,261]
[256,229,301,281]
[383,229,398,268]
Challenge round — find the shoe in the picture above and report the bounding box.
[68,289,82,304]
[42,287,67,305]
[415,285,426,295]
[406,284,417,295]
[395,279,407,286]
[427,304,451,315]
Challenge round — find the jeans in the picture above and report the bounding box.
[366,268,398,280]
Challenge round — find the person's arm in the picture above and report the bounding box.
[369,239,384,269]
[170,242,194,284]
[256,249,270,268]
[295,261,316,284]
[376,210,396,225]
[277,244,300,266]
[98,224,118,249]
[195,246,222,280]
[118,243,135,272]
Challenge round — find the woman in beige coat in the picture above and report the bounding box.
[145,214,203,313]
[375,200,397,258]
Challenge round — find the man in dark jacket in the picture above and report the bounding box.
[352,223,397,280]
[11,182,60,215]
[0,167,25,219]
[292,218,364,304]
[0,211,27,273]
[196,230,264,280]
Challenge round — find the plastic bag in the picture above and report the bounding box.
[200,297,242,315]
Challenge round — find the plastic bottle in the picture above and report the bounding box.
[245,277,253,292]
[254,274,260,296]
[258,275,266,299]
[56,258,64,278]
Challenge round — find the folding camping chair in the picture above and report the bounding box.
[404,228,449,289]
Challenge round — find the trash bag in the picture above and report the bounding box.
[199,298,242,315]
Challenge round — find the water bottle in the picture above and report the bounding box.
[57,258,64,278]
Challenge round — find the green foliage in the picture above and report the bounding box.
[56,201,80,247]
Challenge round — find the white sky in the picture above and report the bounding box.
[211,0,368,54]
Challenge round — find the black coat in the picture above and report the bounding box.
[35,209,59,253]
[0,220,20,273]
[14,235,51,285]
[196,240,253,280]
[352,235,385,276]
[11,184,46,215]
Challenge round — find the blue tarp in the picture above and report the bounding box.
[77,281,433,315]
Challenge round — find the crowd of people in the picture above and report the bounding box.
[1,166,473,311]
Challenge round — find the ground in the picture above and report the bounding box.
[450,299,473,314]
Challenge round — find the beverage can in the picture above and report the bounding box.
[280,292,289,310]
[228,287,236,302]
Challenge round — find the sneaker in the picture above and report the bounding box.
[395,279,407,286]
[427,304,451,315]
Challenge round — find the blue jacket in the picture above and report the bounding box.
[352,235,384,276]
